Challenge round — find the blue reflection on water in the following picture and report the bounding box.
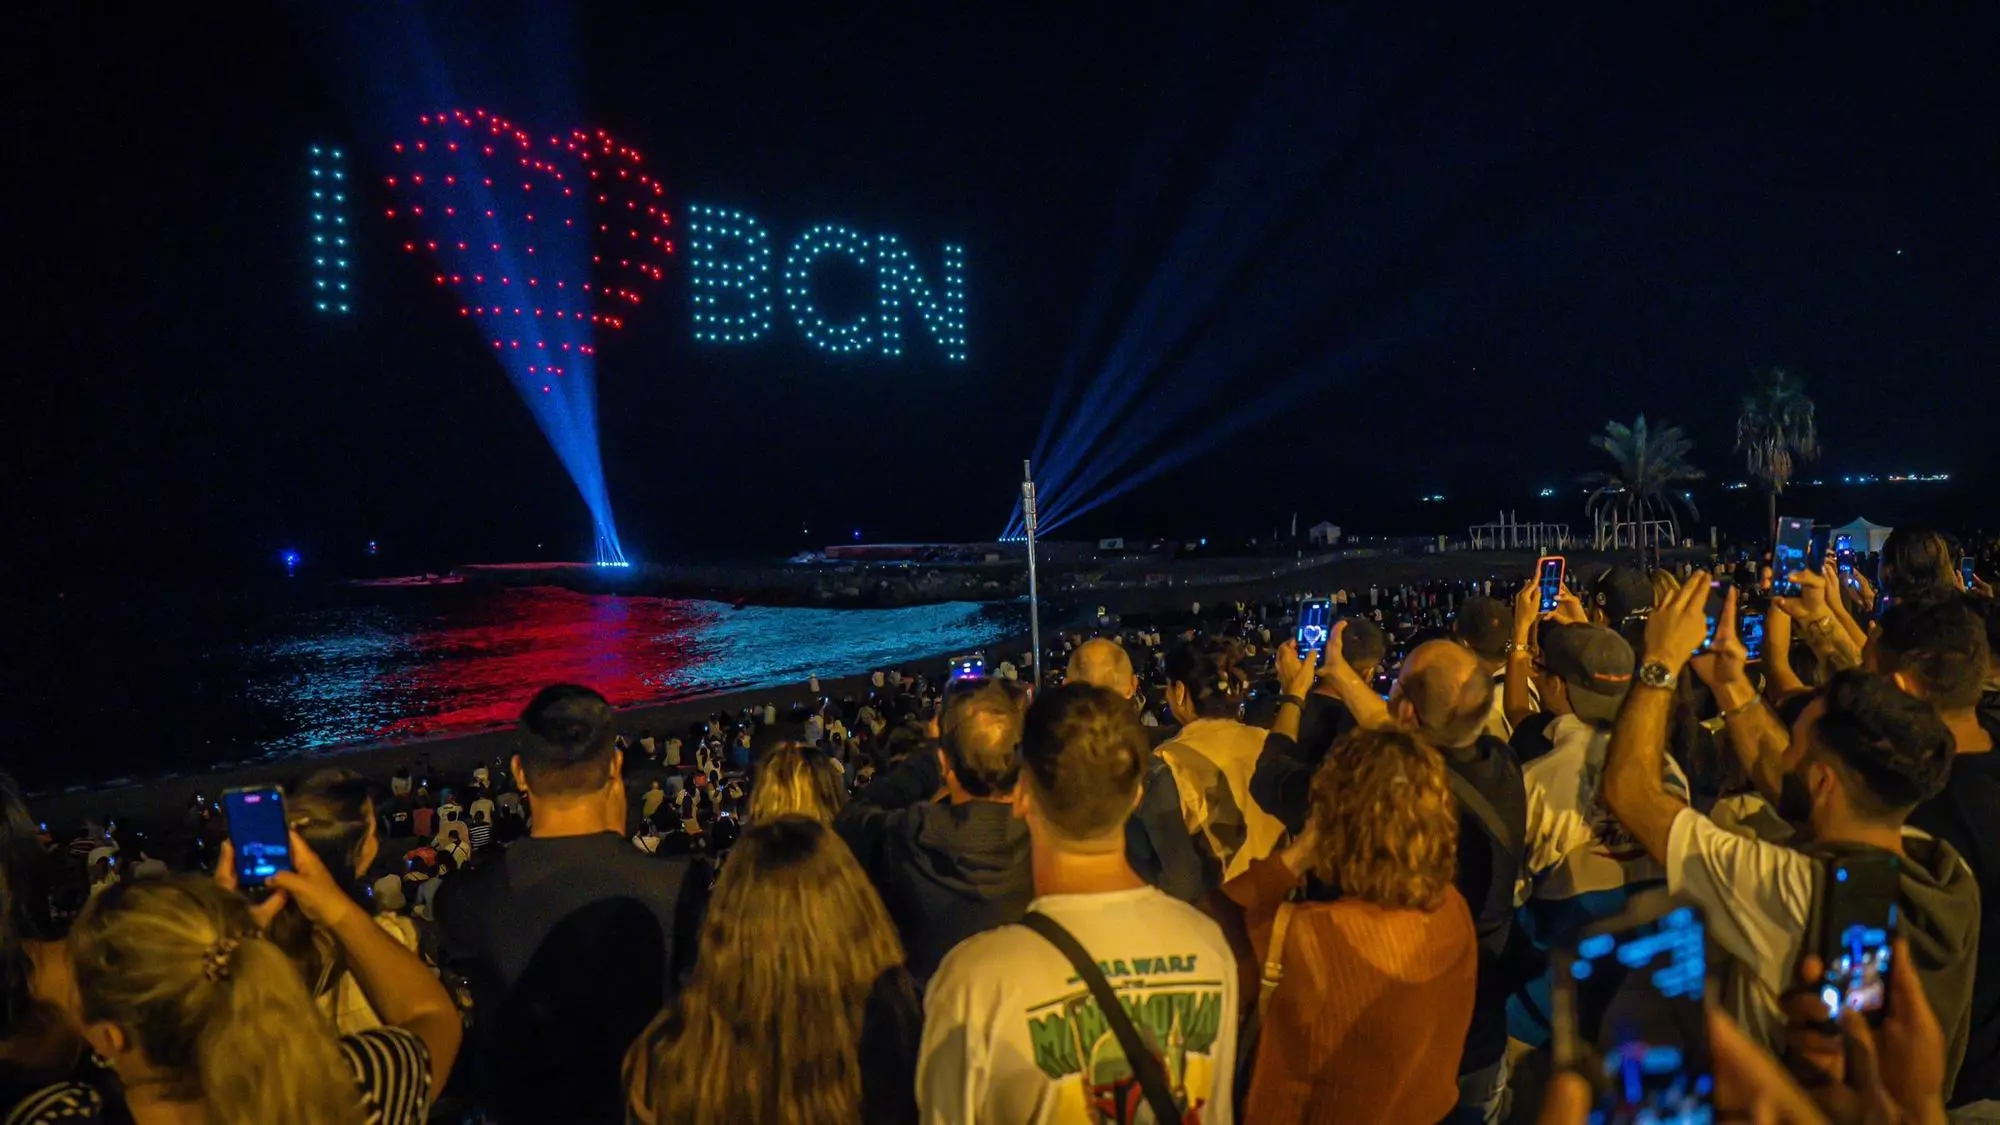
[656,602,1026,695]
[232,591,1024,767]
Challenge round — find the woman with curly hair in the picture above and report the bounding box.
[1220,726,1478,1124]
[623,816,919,1124]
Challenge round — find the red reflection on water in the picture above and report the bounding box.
[376,588,720,739]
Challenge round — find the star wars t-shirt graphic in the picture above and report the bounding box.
[1027,957,1227,1124]
[918,887,1239,1125]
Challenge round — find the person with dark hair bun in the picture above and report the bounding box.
[1158,638,1284,883]
[267,769,423,1036]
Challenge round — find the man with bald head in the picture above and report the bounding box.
[1068,635,1214,901]
[1256,629,1527,1120]
[1066,637,1140,700]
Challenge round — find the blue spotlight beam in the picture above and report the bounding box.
[1041,293,1443,535]
[310,9,629,563]
[1027,8,1223,475]
[1031,8,1370,502]
[387,110,658,565]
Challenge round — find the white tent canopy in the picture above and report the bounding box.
[1830,517,1893,553]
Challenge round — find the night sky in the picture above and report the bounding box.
[13,3,1998,586]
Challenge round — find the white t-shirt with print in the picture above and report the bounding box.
[1667,807,1815,1050]
[919,885,1239,1125]
[1524,714,1689,902]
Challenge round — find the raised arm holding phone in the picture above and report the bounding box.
[220,830,463,1095]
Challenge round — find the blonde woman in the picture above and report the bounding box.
[746,742,848,825]
[10,828,460,1125]
[1649,567,1682,609]
[624,816,920,1125]
[1221,727,1478,1124]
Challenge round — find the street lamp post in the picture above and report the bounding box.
[1022,459,1043,687]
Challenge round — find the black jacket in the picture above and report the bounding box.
[1907,728,2000,1106]
[835,752,1032,984]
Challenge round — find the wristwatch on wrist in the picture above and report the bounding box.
[1276,693,1305,709]
[1636,661,1678,690]
[1504,640,1531,656]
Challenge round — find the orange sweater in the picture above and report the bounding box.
[1224,856,1478,1124]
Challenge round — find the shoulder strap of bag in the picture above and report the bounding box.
[1447,769,1522,864]
[1021,911,1184,1125]
[1258,902,1297,1013]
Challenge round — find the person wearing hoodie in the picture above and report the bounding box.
[1602,572,1978,1087]
[834,679,1032,984]
[1873,594,2000,1117]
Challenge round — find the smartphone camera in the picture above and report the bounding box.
[1772,517,1813,598]
[1739,609,1766,663]
[223,785,294,898]
[1819,855,1901,1023]
[1537,556,1566,615]
[1296,598,1333,662]
[1555,896,1712,1125]
[1695,580,1729,655]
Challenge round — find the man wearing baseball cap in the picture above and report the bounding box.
[1587,565,1656,656]
[1506,623,1692,1048]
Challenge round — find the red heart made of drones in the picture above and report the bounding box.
[382,108,674,385]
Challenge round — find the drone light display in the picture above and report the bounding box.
[384,108,673,565]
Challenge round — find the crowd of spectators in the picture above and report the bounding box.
[4,524,1998,1123]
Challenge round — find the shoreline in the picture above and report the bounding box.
[27,666,920,832]
[28,546,1692,831]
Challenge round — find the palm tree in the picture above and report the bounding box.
[1585,414,1705,567]
[1735,368,1820,546]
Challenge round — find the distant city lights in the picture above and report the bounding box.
[1419,494,1446,503]
[1724,472,1950,491]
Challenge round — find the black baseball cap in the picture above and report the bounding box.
[1589,565,1655,627]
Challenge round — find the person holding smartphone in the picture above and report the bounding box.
[1599,572,1979,1085]
[19,826,462,1125]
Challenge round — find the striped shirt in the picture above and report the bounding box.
[338,1027,433,1125]
[6,1028,430,1125]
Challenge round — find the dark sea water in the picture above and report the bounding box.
[17,585,1025,792]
